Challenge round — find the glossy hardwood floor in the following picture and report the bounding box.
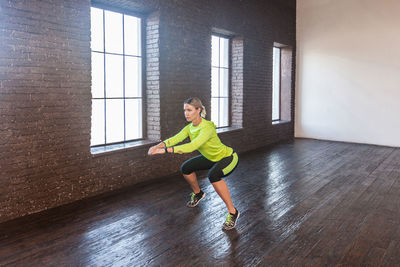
[1,138,400,266]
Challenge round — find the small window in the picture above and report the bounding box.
[211,35,230,128]
[272,46,281,122]
[90,7,143,147]
[272,43,293,124]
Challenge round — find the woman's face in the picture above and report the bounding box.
[184,103,200,122]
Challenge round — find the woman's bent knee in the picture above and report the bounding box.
[208,171,222,183]
[180,163,192,175]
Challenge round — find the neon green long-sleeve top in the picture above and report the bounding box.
[163,118,233,162]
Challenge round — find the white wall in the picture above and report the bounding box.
[296,0,400,147]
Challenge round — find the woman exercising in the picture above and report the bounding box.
[147,97,240,230]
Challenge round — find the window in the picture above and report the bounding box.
[211,35,230,128]
[272,43,293,124]
[90,7,142,146]
[272,46,281,122]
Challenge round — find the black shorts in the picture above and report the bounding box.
[180,152,239,183]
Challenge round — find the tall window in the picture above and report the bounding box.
[90,7,142,146]
[272,46,281,122]
[211,35,230,128]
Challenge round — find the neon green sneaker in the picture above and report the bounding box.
[186,191,206,208]
[222,208,240,230]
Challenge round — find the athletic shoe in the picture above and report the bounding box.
[186,191,206,208]
[222,208,240,230]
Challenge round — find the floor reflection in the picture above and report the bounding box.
[263,151,297,221]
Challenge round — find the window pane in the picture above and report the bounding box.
[105,54,123,98]
[91,99,105,146]
[211,36,220,67]
[219,68,229,97]
[125,99,142,140]
[125,56,141,97]
[105,10,123,54]
[124,15,141,56]
[211,67,219,97]
[90,7,104,52]
[219,98,229,127]
[211,97,219,127]
[91,52,104,98]
[220,37,229,68]
[272,47,280,120]
[106,99,124,143]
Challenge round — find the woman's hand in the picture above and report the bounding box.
[148,142,166,156]
[148,147,166,156]
[147,145,158,155]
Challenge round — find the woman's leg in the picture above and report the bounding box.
[208,152,239,214]
[183,172,201,194]
[181,155,215,207]
[212,180,235,214]
[181,155,214,193]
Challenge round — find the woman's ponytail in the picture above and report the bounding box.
[200,105,206,118]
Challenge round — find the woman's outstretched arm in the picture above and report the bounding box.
[163,124,190,147]
[172,127,213,154]
[148,124,189,156]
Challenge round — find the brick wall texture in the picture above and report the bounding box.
[0,0,296,223]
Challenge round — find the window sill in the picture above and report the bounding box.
[272,120,291,125]
[91,139,160,156]
[216,126,243,134]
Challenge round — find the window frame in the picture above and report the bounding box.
[90,3,147,148]
[211,33,232,129]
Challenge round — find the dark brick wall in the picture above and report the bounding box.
[0,0,296,223]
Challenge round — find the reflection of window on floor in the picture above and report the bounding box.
[90,7,143,146]
[272,43,292,123]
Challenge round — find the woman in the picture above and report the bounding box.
[148,97,240,230]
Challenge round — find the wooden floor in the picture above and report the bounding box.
[1,138,400,266]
